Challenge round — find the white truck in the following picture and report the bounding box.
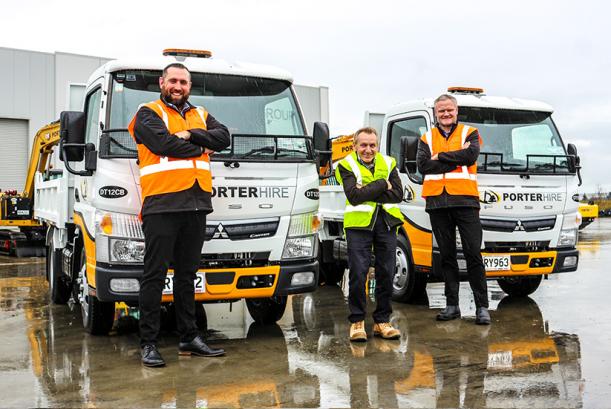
[319,87,581,301]
[35,49,329,334]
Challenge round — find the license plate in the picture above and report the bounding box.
[488,350,513,369]
[484,255,511,271]
[163,272,205,295]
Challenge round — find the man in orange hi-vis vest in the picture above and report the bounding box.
[129,63,230,367]
[416,94,490,326]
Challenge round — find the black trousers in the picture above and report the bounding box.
[429,207,488,308]
[346,215,396,323]
[139,211,206,346]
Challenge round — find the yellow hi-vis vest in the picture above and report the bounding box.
[335,152,405,229]
[128,100,212,201]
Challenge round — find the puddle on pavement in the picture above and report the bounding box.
[0,246,590,407]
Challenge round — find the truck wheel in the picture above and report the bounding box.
[497,275,543,297]
[392,235,427,303]
[246,296,287,324]
[76,249,115,335]
[47,229,71,304]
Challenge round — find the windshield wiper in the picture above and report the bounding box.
[240,146,276,158]
[240,146,308,159]
[484,160,525,168]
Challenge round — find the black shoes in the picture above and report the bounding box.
[141,344,165,367]
[179,335,225,357]
[475,307,491,325]
[436,305,461,321]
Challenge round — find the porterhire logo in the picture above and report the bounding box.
[480,190,501,204]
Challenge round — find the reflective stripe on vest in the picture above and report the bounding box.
[139,158,211,177]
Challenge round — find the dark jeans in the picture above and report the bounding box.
[429,207,488,308]
[346,215,396,323]
[139,211,206,346]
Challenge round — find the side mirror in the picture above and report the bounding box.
[313,122,332,179]
[59,111,86,162]
[400,135,423,184]
[567,143,582,186]
[313,122,330,151]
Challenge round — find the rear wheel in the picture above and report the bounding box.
[76,248,115,335]
[392,235,427,303]
[246,296,288,324]
[497,275,543,297]
[47,229,71,304]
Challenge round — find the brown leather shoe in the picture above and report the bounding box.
[349,321,367,342]
[373,322,401,340]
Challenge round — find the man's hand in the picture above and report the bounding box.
[356,184,362,189]
[175,130,191,140]
[431,153,439,160]
[203,148,215,154]
[386,180,392,190]
[463,141,470,149]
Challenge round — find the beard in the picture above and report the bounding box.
[161,88,190,107]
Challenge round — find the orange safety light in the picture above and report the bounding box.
[162,48,212,58]
[447,86,485,94]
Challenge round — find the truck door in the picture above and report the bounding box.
[385,111,433,268]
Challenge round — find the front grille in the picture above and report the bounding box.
[484,241,550,253]
[481,217,556,233]
[205,219,279,241]
[200,251,271,268]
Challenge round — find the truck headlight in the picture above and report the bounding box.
[283,236,315,258]
[95,211,145,263]
[110,238,145,263]
[558,228,577,248]
[282,212,318,259]
[558,212,580,248]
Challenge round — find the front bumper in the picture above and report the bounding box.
[430,247,579,281]
[94,259,318,303]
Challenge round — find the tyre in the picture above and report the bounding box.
[392,235,427,303]
[246,296,288,324]
[47,229,71,304]
[76,248,115,335]
[497,275,543,297]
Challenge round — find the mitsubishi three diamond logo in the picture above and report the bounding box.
[212,223,229,239]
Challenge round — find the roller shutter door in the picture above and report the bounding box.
[0,118,28,192]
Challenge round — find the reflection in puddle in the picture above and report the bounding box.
[0,263,585,408]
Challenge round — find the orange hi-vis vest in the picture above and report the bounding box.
[128,100,212,201]
[420,123,481,198]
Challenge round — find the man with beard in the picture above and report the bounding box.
[128,63,230,367]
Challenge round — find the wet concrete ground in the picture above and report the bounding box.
[1,220,610,407]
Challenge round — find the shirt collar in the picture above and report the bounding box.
[436,123,458,138]
[160,94,193,117]
[356,153,376,171]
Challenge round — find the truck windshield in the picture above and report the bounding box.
[107,70,307,158]
[460,108,570,174]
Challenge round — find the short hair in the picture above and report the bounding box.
[162,63,191,80]
[434,94,457,106]
[353,126,379,145]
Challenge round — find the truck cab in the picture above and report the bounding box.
[36,49,328,334]
[319,87,581,301]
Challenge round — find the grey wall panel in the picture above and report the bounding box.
[55,53,111,116]
[294,84,330,135]
[0,48,16,117]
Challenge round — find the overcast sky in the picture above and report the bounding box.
[1,0,609,193]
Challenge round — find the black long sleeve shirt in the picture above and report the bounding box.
[416,124,481,211]
[133,99,230,216]
[338,159,404,230]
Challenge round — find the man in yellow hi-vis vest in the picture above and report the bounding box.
[129,63,230,367]
[336,127,404,342]
[416,94,490,325]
